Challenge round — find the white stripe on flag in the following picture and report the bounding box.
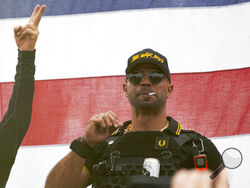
[0,3,250,82]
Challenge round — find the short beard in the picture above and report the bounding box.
[128,96,166,115]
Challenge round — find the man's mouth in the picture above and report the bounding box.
[148,92,156,96]
[137,91,156,96]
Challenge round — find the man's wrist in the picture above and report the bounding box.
[18,49,36,63]
[70,137,94,159]
[84,136,98,148]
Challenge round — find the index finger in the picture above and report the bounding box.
[29,5,46,26]
[29,5,40,21]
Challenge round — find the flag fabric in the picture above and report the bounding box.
[0,0,249,187]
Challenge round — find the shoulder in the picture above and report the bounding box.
[180,129,201,135]
[180,129,212,142]
[180,129,218,150]
[180,128,206,136]
[178,129,203,141]
[180,129,222,171]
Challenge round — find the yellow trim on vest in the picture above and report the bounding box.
[163,120,169,129]
[176,123,180,135]
[111,129,119,136]
[82,165,91,178]
[176,122,182,135]
[124,123,133,133]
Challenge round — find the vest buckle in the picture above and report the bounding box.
[108,150,123,176]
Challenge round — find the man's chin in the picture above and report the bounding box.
[134,101,163,112]
[128,96,166,112]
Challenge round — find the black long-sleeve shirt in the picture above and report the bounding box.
[0,50,35,188]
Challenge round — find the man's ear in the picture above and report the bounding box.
[123,83,128,97]
[167,84,174,99]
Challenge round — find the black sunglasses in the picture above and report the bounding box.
[126,71,164,85]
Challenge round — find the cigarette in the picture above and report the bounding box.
[148,92,156,96]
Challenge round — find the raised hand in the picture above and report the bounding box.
[84,111,123,147]
[14,5,46,51]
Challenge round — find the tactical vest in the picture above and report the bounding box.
[90,119,204,188]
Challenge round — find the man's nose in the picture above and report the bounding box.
[140,74,151,86]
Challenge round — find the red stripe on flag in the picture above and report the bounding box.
[1,68,249,146]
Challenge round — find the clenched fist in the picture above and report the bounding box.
[84,111,123,147]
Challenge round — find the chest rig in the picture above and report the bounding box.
[90,117,204,188]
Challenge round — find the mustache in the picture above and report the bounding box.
[136,87,155,96]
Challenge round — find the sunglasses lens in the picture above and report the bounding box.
[127,71,164,85]
[127,72,143,85]
[148,72,164,85]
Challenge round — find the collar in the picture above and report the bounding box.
[116,116,181,136]
[162,117,182,136]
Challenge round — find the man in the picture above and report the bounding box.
[0,5,46,187]
[45,49,227,188]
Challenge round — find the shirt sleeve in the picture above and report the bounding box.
[0,50,35,187]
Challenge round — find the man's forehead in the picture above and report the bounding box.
[129,63,162,72]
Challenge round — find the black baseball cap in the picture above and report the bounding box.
[126,48,171,83]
